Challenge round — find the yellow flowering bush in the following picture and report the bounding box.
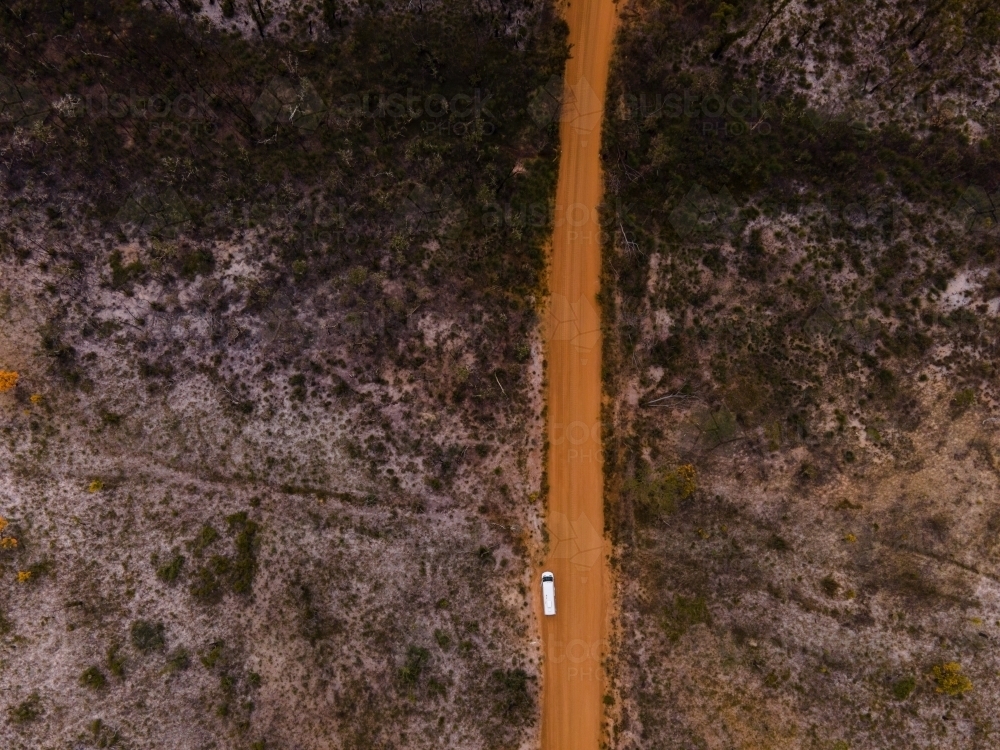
[0,518,20,549]
[29,393,42,404]
[0,371,18,392]
[16,570,31,583]
[672,464,697,498]
[931,662,972,696]
[88,479,104,493]
[629,463,698,521]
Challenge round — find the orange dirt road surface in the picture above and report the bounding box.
[540,0,618,749]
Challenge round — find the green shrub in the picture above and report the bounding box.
[434,629,451,650]
[322,0,342,29]
[200,641,224,668]
[156,553,185,583]
[106,644,126,677]
[649,335,688,372]
[190,561,225,603]
[662,595,711,641]
[491,668,533,720]
[188,515,259,602]
[630,464,697,522]
[428,677,447,697]
[176,246,214,279]
[164,649,191,673]
[951,388,976,416]
[228,513,259,595]
[88,718,120,747]
[191,524,219,554]
[874,368,897,398]
[699,408,737,446]
[798,462,819,482]
[399,645,430,686]
[766,535,790,551]
[109,249,145,290]
[131,620,166,653]
[79,666,107,690]
[892,675,916,700]
[8,692,41,723]
[23,559,54,582]
[820,575,840,597]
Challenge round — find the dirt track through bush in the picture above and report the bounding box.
[541,0,617,748]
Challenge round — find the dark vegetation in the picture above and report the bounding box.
[187,511,260,603]
[8,693,42,724]
[1,0,566,394]
[602,0,1000,539]
[130,620,166,653]
[602,1,1000,748]
[79,666,108,690]
[0,1,561,747]
[1,0,567,491]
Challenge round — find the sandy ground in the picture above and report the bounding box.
[540,0,618,748]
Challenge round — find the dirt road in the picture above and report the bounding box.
[540,0,618,748]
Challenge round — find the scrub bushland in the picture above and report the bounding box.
[601,1,1000,748]
[0,1,565,747]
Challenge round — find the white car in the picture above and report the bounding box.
[541,571,556,616]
